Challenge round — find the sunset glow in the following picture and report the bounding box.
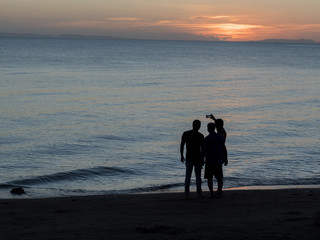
[195,23,268,41]
[1,0,320,41]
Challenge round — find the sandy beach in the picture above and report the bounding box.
[1,188,320,240]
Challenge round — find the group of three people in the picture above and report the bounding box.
[180,116,228,198]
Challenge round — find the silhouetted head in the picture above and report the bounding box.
[207,122,216,133]
[192,119,201,131]
[215,118,224,130]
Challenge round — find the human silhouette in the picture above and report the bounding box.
[208,114,228,166]
[204,122,228,198]
[180,120,204,198]
[207,114,227,141]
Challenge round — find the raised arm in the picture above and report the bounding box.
[209,114,216,121]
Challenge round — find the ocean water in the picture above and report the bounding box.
[0,38,319,198]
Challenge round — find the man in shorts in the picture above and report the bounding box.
[204,122,228,198]
[180,119,204,198]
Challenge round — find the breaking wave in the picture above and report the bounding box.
[3,166,136,187]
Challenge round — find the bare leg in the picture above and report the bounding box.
[207,178,214,197]
[216,178,223,198]
[185,162,193,198]
[195,164,202,197]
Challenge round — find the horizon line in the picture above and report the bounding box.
[0,32,319,44]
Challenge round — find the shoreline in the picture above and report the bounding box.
[1,188,319,239]
[163,184,320,193]
[2,184,320,200]
[225,184,320,191]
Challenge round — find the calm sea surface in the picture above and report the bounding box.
[0,38,319,198]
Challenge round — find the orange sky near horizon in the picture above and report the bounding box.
[1,0,320,41]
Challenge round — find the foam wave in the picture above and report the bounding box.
[130,183,184,193]
[5,166,135,187]
[0,184,17,189]
[134,178,320,193]
[224,177,320,189]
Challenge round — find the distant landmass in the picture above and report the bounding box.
[260,39,319,44]
[0,32,319,44]
[0,32,54,38]
[58,34,128,40]
[0,32,127,40]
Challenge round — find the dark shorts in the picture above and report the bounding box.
[204,164,223,179]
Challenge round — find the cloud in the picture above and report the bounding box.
[53,20,106,29]
[191,16,230,20]
[181,22,271,41]
[107,17,143,22]
[48,14,320,42]
[258,23,320,40]
[209,23,265,31]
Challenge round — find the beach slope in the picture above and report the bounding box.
[1,188,320,240]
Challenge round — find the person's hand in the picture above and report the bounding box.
[209,114,216,120]
[181,156,185,163]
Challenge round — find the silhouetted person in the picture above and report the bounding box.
[208,114,228,165]
[180,119,204,198]
[208,114,227,141]
[204,122,228,198]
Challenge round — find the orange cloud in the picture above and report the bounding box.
[50,13,320,41]
[255,23,320,40]
[191,16,230,20]
[197,23,270,40]
[1,1,320,41]
[148,15,270,41]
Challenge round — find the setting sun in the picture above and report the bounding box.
[195,23,268,41]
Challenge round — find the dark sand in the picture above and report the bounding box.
[1,188,320,240]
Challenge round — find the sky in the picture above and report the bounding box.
[1,0,320,41]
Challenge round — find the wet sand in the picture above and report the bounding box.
[1,188,320,240]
